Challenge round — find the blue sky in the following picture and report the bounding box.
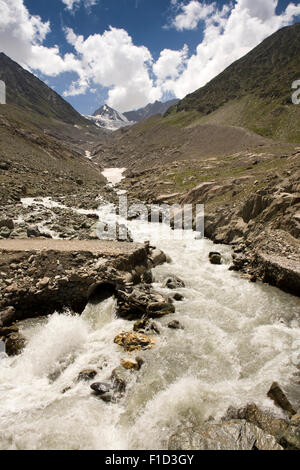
[1,0,300,114]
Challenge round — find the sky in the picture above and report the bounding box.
[0,0,300,115]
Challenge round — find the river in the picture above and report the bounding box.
[0,168,299,450]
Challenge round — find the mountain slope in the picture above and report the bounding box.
[165,23,300,142]
[0,53,106,151]
[124,99,179,122]
[93,24,300,171]
[0,53,106,204]
[0,52,87,125]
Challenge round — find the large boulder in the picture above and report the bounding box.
[267,382,296,417]
[168,420,283,450]
[116,287,175,319]
[224,403,288,441]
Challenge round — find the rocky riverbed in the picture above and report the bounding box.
[0,171,299,450]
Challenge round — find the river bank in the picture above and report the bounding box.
[114,149,300,297]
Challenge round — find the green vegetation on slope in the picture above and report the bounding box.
[165,23,300,143]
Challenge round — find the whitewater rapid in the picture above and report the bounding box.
[0,170,299,450]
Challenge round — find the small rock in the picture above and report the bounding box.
[150,249,167,267]
[0,325,19,337]
[135,356,145,370]
[142,270,153,284]
[229,265,239,272]
[133,318,160,335]
[0,226,11,238]
[121,357,144,371]
[280,422,300,450]
[0,219,14,230]
[78,369,98,382]
[168,320,184,330]
[90,382,111,395]
[209,252,222,265]
[133,318,149,332]
[0,307,16,327]
[0,161,10,170]
[162,275,185,290]
[37,277,50,289]
[114,331,155,352]
[5,333,26,356]
[111,366,128,393]
[149,321,161,335]
[26,226,41,238]
[173,293,184,301]
[121,358,137,370]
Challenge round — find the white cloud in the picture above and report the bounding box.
[63,26,162,111]
[162,0,300,98]
[153,45,189,83]
[171,1,216,30]
[61,0,97,11]
[0,0,78,76]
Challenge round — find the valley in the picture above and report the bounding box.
[0,21,299,451]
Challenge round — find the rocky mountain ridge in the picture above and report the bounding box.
[85,99,179,132]
[124,99,179,122]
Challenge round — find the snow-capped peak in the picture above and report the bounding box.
[84,104,135,132]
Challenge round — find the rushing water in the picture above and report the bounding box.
[0,170,299,450]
